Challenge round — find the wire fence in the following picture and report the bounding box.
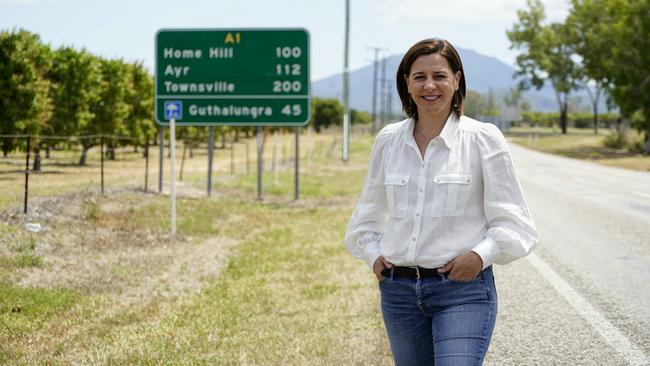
[0,125,369,214]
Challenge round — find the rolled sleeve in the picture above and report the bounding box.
[471,236,499,270]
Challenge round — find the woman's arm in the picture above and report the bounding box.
[471,123,539,269]
[344,133,390,270]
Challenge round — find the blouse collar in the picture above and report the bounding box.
[404,114,459,150]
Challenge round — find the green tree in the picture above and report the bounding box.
[608,0,650,150]
[46,47,102,151]
[123,61,155,148]
[567,0,621,135]
[569,0,650,149]
[464,90,488,119]
[310,98,343,133]
[80,58,130,164]
[485,87,501,117]
[0,29,52,156]
[502,87,527,121]
[508,0,581,134]
[351,109,371,125]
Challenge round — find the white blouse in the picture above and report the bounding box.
[344,115,538,270]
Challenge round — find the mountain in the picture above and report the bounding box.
[311,47,599,114]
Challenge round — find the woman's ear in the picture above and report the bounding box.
[454,71,461,91]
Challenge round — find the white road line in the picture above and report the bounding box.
[526,253,649,366]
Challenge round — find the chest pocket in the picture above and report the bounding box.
[431,173,472,217]
[384,174,409,218]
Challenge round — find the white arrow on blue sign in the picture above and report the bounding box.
[164,101,182,120]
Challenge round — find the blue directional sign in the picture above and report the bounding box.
[164,101,182,120]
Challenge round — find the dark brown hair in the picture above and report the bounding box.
[396,38,466,121]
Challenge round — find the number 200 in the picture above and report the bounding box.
[273,80,301,93]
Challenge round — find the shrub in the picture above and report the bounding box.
[602,132,627,149]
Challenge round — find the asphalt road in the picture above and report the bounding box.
[484,143,650,365]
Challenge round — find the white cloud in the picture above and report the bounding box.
[375,0,571,25]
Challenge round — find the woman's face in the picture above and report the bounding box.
[405,53,460,119]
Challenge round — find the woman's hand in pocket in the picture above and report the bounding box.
[373,256,394,282]
[437,251,483,281]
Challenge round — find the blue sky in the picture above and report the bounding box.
[1,0,570,80]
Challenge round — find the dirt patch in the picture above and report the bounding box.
[1,187,237,305]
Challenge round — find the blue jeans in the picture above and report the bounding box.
[379,266,497,366]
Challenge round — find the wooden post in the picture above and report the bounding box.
[144,140,149,192]
[24,135,30,214]
[100,135,104,194]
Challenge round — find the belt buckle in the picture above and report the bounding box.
[409,266,421,279]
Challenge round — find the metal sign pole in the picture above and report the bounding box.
[158,127,164,193]
[342,0,351,161]
[294,127,300,201]
[170,118,177,235]
[256,126,263,201]
[207,126,215,197]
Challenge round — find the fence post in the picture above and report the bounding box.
[24,135,31,214]
[230,141,235,175]
[100,135,105,194]
[245,142,251,175]
[144,139,149,193]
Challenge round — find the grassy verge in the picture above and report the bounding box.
[507,127,650,172]
[1,132,392,365]
[81,199,390,365]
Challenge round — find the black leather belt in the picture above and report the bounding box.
[381,266,441,279]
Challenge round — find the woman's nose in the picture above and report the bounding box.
[424,78,435,90]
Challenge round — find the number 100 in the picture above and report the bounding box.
[276,46,302,58]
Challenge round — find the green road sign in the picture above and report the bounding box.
[155,28,310,126]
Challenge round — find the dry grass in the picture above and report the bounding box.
[0,129,393,365]
[0,128,347,212]
[507,127,650,172]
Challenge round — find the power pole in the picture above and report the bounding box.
[379,56,387,128]
[342,0,351,162]
[386,76,393,124]
[367,47,387,134]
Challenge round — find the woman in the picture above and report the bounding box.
[344,38,538,366]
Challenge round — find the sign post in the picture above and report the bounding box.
[155,29,310,232]
[170,118,176,235]
[163,101,182,235]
